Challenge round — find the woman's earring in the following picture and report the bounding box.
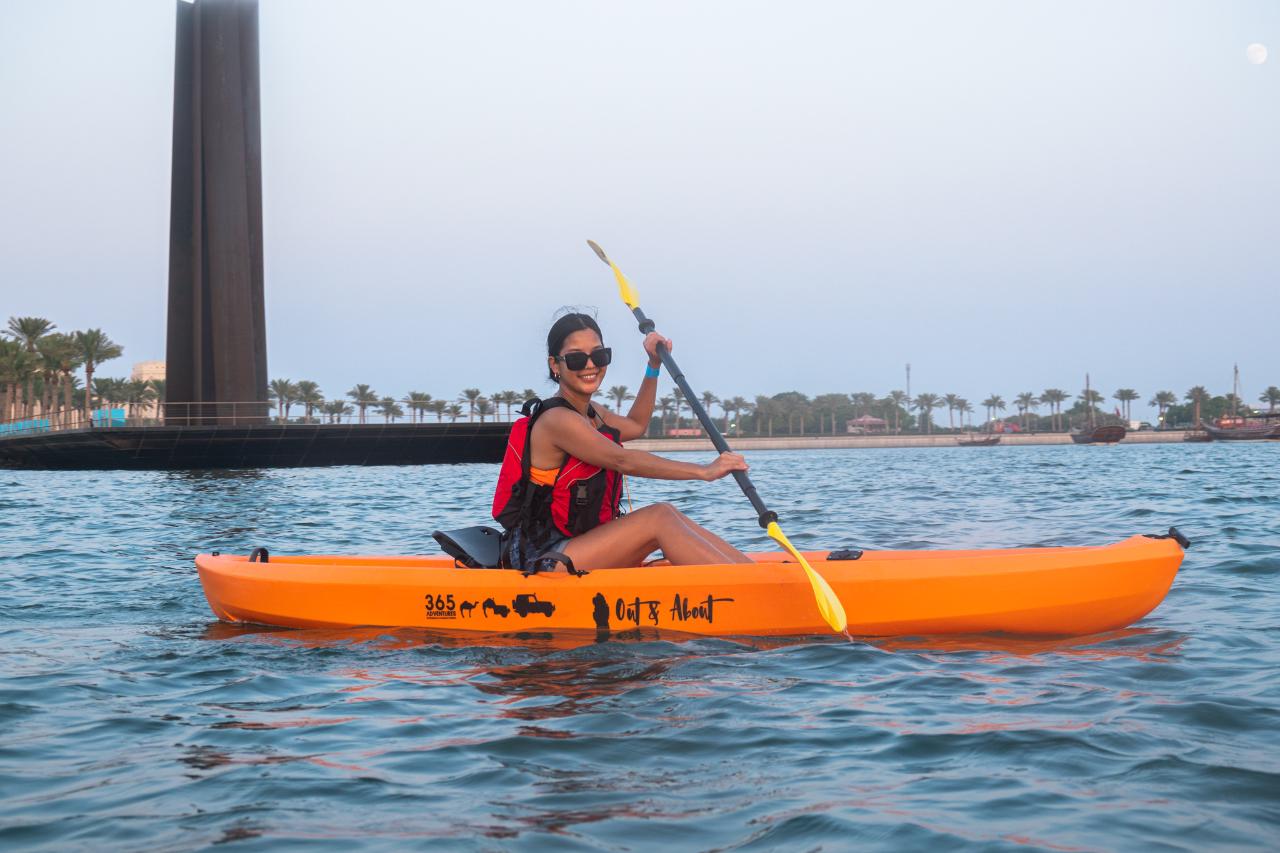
[553,373,561,381]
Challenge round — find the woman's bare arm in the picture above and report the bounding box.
[540,408,746,481]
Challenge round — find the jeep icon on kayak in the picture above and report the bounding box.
[511,594,555,617]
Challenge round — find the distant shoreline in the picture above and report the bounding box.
[628,431,1199,451]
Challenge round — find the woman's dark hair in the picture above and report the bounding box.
[547,311,603,381]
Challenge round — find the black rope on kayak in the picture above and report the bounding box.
[1143,527,1192,549]
[248,547,270,563]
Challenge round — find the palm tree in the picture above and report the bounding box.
[607,385,633,413]
[488,391,509,421]
[1014,392,1039,431]
[671,387,686,429]
[521,388,539,406]
[92,377,128,419]
[347,384,379,424]
[32,335,58,424]
[500,390,520,421]
[8,347,36,423]
[460,388,482,422]
[811,393,845,434]
[1076,384,1104,428]
[429,399,448,422]
[475,397,494,423]
[378,397,405,423]
[979,395,1002,428]
[754,395,777,436]
[1184,386,1210,427]
[73,329,124,416]
[269,378,298,422]
[699,391,719,429]
[721,395,749,436]
[657,395,674,435]
[6,316,56,420]
[1040,388,1069,432]
[124,379,157,422]
[733,397,754,437]
[942,393,962,431]
[406,391,433,424]
[445,402,464,422]
[912,393,942,434]
[774,392,810,435]
[36,333,80,428]
[0,339,20,421]
[848,391,875,418]
[4,316,54,349]
[1113,388,1140,422]
[92,377,118,409]
[149,378,167,423]
[1149,390,1177,427]
[322,400,352,423]
[719,397,736,433]
[886,390,908,433]
[956,398,974,429]
[295,380,323,423]
[1260,386,1280,413]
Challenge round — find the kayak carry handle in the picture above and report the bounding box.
[248,547,270,563]
[1144,527,1191,550]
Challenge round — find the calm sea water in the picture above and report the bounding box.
[1,444,1277,851]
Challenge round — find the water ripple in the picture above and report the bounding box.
[1,444,1277,850]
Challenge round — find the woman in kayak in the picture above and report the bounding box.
[494,311,752,574]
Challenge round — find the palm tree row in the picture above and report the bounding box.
[10,313,1275,436]
[265,381,551,425]
[2,317,125,427]
[259,378,1280,433]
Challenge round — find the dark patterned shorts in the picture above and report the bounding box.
[501,527,572,574]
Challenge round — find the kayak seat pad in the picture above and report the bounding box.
[433,526,503,569]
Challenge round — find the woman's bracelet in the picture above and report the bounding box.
[645,364,660,379]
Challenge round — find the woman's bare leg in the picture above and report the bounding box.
[560,503,750,570]
[686,523,752,564]
[650,505,752,563]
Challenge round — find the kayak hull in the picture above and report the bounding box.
[195,534,1184,638]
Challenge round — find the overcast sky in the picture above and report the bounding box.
[1,1,1275,418]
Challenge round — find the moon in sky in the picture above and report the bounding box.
[1246,43,1268,65]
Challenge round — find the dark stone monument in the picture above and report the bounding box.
[166,0,267,425]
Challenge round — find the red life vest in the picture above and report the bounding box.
[492,397,624,543]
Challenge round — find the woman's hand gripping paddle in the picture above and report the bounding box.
[586,240,849,634]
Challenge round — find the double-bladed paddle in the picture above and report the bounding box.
[586,240,849,634]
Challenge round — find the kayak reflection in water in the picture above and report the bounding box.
[493,311,752,574]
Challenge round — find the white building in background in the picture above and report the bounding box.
[130,361,166,383]
[129,361,165,419]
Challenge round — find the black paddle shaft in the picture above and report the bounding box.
[631,306,778,530]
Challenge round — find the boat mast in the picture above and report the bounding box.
[1233,363,1240,416]
[1086,373,1095,429]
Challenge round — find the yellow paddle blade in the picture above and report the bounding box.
[767,521,848,633]
[586,240,640,309]
[610,262,640,310]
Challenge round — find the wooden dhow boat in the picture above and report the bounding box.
[1071,424,1127,444]
[1200,415,1280,441]
[1070,373,1127,444]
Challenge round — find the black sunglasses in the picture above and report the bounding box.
[555,347,612,371]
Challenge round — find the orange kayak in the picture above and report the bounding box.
[195,530,1186,638]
